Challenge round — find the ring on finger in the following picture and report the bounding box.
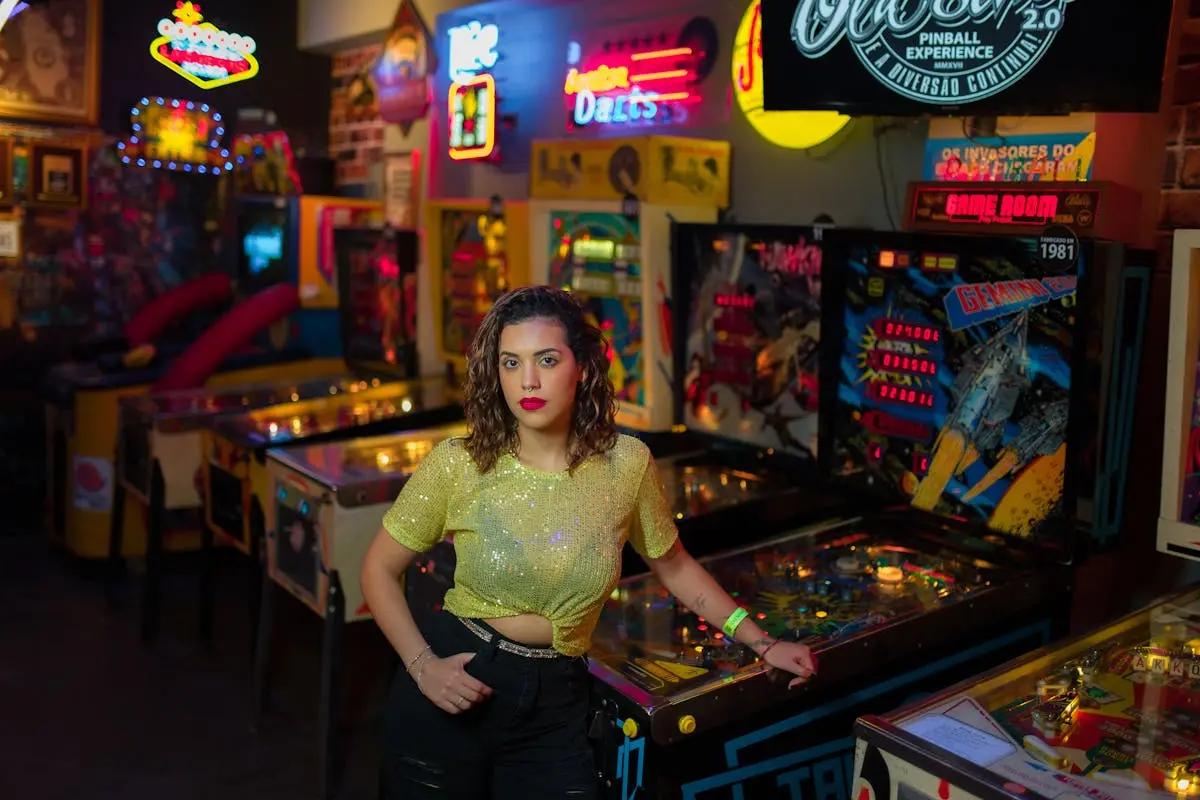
[456,696,468,707]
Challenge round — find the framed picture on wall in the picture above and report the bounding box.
[0,0,101,126]
[29,143,86,209]
[384,151,420,228]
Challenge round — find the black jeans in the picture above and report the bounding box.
[380,610,598,799]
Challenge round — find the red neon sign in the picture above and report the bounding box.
[564,44,700,129]
[942,191,1060,225]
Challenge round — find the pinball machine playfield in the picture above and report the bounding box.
[852,584,1200,800]
[585,220,1141,798]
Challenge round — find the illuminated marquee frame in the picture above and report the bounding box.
[563,43,699,129]
[448,74,496,161]
[149,2,260,90]
[117,96,233,175]
[903,180,1141,243]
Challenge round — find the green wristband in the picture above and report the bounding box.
[722,607,750,638]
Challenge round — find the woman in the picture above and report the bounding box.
[361,286,817,799]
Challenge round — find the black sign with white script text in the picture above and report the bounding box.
[761,0,1173,115]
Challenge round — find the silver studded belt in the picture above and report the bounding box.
[458,616,561,659]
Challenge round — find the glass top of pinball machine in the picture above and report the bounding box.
[268,421,469,491]
[654,458,785,520]
[876,585,1200,800]
[588,517,1007,710]
[207,376,456,446]
[120,373,354,423]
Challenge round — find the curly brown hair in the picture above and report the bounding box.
[463,286,618,473]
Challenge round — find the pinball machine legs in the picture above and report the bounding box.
[250,551,275,733]
[196,496,266,655]
[103,458,167,647]
[248,497,266,659]
[198,521,215,648]
[103,472,126,608]
[318,572,346,800]
[140,462,167,644]
[251,562,346,800]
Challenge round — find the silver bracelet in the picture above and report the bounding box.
[405,644,432,675]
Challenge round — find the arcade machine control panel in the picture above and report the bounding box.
[854,584,1200,800]
[586,228,1110,799]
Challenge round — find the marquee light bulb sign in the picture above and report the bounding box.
[117,96,233,175]
[564,44,700,129]
[733,0,849,149]
[149,2,260,90]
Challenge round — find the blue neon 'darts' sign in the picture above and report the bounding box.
[572,88,659,126]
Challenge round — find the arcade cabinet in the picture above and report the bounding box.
[234,193,383,359]
[528,136,729,431]
[231,126,383,360]
[426,198,530,390]
[847,222,1185,798]
[584,219,1142,798]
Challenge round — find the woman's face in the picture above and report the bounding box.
[498,317,583,434]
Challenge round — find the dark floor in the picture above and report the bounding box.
[1,534,394,800]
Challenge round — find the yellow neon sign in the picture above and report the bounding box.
[563,65,630,96]
[732,0,849,150]
[149,2,260,90]
[448,74,496,161]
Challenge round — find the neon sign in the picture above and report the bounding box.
[731,0,848,150]
[448,74,496,161]
[117,96,232,175]
[447,20,498,82]
[564,46,697,129]
[149,2,259,90]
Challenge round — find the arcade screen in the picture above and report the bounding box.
[438,208,516,358]
[548,211,644,409]
[823,231,1084,540]
[237,200,290,286]
[336,227,418,378]
[674,224,823,458]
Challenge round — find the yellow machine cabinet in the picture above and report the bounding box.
[426,199,530,378]
[528,135,730,432]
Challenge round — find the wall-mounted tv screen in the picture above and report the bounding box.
[761,0,1174,116]
[237,200,291,288]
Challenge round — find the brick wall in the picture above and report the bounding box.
[329,45,386,189]
[1160,10,1200,260]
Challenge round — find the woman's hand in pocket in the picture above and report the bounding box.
[417,652,494,714]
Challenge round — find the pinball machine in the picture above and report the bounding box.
[107,375,357,641]
[194,227,460,644]
[850,585,1200,800]
[584,216,1145,798]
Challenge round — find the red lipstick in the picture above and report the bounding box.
[519,398,547,411]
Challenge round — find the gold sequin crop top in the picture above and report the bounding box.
[382,434,679,656]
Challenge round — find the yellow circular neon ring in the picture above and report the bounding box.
[732,0,851,150]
